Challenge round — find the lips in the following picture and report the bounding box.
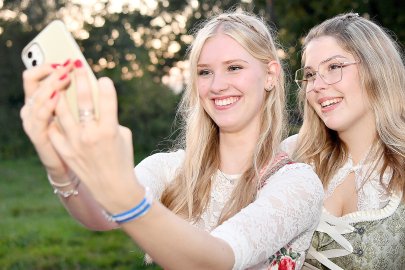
[214,96,240,106]
[319,97,343,108]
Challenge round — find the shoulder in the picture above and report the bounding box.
[135,149,185,196]
[135,149,185,183]
[262,162,324,198]
[136,149,185,169]
[277,162,322,187]
[279,134,299,156]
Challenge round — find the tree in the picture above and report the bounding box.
[1,0,403,158]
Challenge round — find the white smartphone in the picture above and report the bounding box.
[21,20,98,121]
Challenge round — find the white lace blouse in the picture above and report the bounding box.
[134,149,324,270]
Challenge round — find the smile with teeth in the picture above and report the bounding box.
[214,96,239,106]
[320,98,342,108]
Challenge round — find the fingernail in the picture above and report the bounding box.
[63,59,71,67]
[74,59,83,68]
[51,63,61,69]
[50,90,58,99]
[59,73,68,80]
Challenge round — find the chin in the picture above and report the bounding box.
[323,119,344,132]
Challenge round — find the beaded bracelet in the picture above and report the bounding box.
[104,187,153,224]
[48,174,80,198]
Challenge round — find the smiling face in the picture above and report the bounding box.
[197,33,271,134]
[304,36,375,137]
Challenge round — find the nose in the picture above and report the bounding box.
[311,72,328,92]
[210,73,228,93]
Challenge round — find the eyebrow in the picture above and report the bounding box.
[304,54,349,69]
[197,59,249,67]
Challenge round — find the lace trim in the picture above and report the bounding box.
[341,191,402,223]
[325,154,392,212]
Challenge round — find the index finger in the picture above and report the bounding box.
[74,59,95,112]
[22,64,54,97]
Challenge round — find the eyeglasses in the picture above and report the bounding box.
[295,57,359,93]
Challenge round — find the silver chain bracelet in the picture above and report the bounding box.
[49,174,80,198]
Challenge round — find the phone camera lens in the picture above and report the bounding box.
[28,51,32,58]
[32,60,37,66]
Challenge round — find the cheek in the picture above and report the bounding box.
[306,93,318,109]
[197,78,210,97]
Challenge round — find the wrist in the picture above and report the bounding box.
[103,184,145,214]
[103,186,153,224]
[48,173,80,198]
[95,171,144,213]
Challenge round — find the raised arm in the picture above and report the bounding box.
[21,62,116,231]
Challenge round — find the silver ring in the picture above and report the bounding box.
[78,108,95,123]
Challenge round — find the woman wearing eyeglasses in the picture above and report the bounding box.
[282,13,405,269]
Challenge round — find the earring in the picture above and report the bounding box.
[265,84,274,92]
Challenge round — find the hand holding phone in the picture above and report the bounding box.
[21,20,98,121]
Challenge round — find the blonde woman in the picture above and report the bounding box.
[21,11,323,269]
[282,13,405,270]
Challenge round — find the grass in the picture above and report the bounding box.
[0,157,162,270]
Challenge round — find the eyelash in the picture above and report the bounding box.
[197,65,243,76]
[228,65,242,71]
[198,69,211,76]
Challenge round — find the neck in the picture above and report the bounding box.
[338,120,376,165]
[219,127,260,174]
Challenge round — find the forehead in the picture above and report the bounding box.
[198,33,253,63]
[304,36,352,67]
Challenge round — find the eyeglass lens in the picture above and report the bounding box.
[296,57,349,92]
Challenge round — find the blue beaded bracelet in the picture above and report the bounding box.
[104,187,153,224]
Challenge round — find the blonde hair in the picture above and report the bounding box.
[161,11,287,224]
[293,13,405,196]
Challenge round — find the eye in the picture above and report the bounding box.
[303,70,316,80]
[328,62,343,71]
[228,65,242,72]
[198,69,212,76]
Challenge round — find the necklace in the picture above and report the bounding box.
[218,170,237,183]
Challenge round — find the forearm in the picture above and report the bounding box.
[120,201,234,270]
[51,176,118,231]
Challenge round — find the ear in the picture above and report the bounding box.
[265,60,281,91]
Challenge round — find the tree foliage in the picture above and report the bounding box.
[0,0,403,159]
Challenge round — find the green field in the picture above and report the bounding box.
[0,158,161,270]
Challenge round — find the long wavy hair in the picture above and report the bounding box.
[293,13,405,196]
[161,11,287,225]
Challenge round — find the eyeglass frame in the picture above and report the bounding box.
[294,56,359,93]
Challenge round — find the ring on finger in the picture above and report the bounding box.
[78,108,96,123]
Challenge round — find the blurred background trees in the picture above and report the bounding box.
[0,0,404,160]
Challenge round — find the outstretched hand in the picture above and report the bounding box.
[48,60,142,213]
[21,61,73,179]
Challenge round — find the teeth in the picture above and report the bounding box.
[321,98,342,108]
[215,97,239,106]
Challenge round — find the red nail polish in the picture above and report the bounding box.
[51,63,61,69]
[74,59,83,68]
[59,73,68,80]
[63,59,71,67]
[50,90,58,99]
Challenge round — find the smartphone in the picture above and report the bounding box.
[21,20,98,121]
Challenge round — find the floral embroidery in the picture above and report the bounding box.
[267,246,300,270]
